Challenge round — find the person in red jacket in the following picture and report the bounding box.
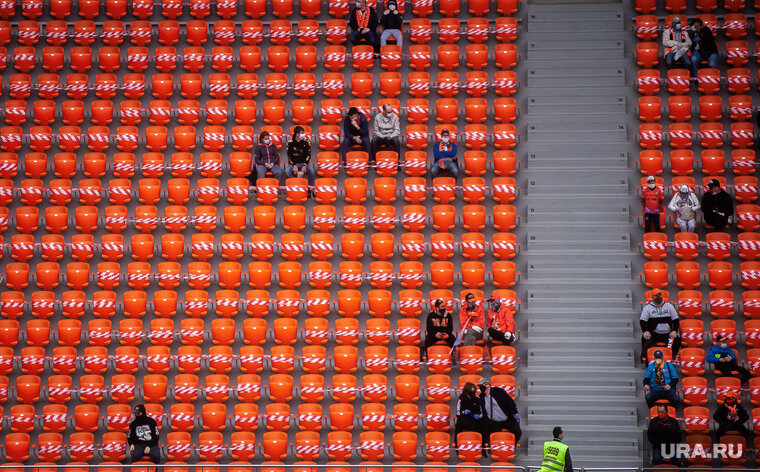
[486,296,516,345]
[642,175,664,232]
[459,292,485,346]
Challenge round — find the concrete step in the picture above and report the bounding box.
[526,379,637,398]
[526,66,626,88]
[526,288,633,310]
[526,119,627,143]
[526,437,641,457]
[527,318,635,339]
[525,205,629,224]
[526,174,628,196]
[527,94,627,115]
[526,259,632,280]
[527,405,638,428]
[525,144,629,169]
[528,10,624,32]
[526,39,624,60]
[525,228,631,253]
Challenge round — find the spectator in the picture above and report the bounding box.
[668,184,700,232]
[422,299,454,359]
[286,126,315,193]
[380,0,403,46]
[371,104,401,162]
[454,382,484,447]
[713,392,750,440]
[486,296,515,346]
[478,377,521,445]
[340,107,370,163]
[348,0,378,46]
[707,335,750,385]
[647,405,682,466]
[128,404,160,464]
[642,175,664,233]
[540,427,573,472]
[431,128,459,181]
[459,292,485,346]
[640,292,681,366]
[662,17,692,70]
[253,130,282,181]
[689,18,718,77]
[644,349,680,407]
[702,178,733,231]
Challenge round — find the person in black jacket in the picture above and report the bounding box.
[422,299,454,359]
[702,178,734,231]
[340,107,370,163]
[689,18,718,77]
[380,0,403,46]
[454,382,484,447]
[348,0,378,46]
[648,405,683,465]
[713,392,750,440]
[128,404,160,464]
[286,126,315,191]
[478,377,521,447]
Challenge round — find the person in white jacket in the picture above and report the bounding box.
[662,17,692,71]
[668,184,700,232]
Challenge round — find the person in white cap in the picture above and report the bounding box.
[663,16,692,70]
[668,184,700,232]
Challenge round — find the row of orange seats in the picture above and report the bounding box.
[7,17,520,47]
[645,286,760,319]
[638,121,755,149]
[639,149,757,176]
[642,259,760,289]
[636,0,753,14]
[9,0,517,22]
[638,94,753,122]
[643,231,760,260]
[636,13,760,40]
[637,67,755,95]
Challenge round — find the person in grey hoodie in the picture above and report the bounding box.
[371,104,401,161]
[640,292,681,365]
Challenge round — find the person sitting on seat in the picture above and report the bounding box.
[713,391,750,440]
[422,299,454,359]
[128,404,160,464]
[640,291,681,366]
[431,128,459,181]
[479,377,521,444]
[340,106,370,163]
[644,349,680,408]
[702,178,733,232]
[454,382,484,448]
[668,184,700,232]
[371,104,401,162]
[707,334,751,385]
[286,126,315,192]
[647,405,682,466]
[348,0,379,46]
[254,130,282,181]
[689,18,718,77]
[380,0,403,46]
[459,292,485,346]
[662,17,692,71]
[486,295,515,346]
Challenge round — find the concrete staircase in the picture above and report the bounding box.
[512,1,646,467]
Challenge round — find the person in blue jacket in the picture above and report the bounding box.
[430,128,459,181]
[707,335,750,384]
[340,107,370,164]
[644,349,679,407]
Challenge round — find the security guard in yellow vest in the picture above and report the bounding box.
[539,427,573,472]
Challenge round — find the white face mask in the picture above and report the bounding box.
[647,183,655,189]
[299,133,306,140]
[262,138,270,145]
[388,4,395,9]
[442,136,450,143]
[383,110,392,117]
[720,342,728,349]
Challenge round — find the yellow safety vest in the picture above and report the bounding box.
[539,440,568,472]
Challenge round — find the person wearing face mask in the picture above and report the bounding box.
[701,179,734,232]
[668,184,700,232]
[486,296,515,346]
[663,17,692,70]
[689,18,718,77]
[643,350,680,407]
[286,126,315,194]
[431,128,459,181]
[371,104,401,163]
[640,292,681,366]
[340,107,371,164]
[539,427,573,472]
[454,382,484,448]
[459,292,485,346]
[128,404,161,464]
[707,335,751,384]
[253,130,282,181]
[647,405,682,466]
[380,0,403,46]
[713,391,750,440]
[478,377,521,447]
[422,299,454,360]
[642,175,664,232]
[348,0,379,46]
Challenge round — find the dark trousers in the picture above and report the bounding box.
[350,30,378,46]
[665,51,692,70]
[371,137,400,161]
[716,422,750,440]
[131,445,160,464]
[256,164,283,181]
[488,327,515,345]
[705,211,729,232]
[340,137,371,163]
[485,417,522,445]
[715,360,751,384]
[646,388,680,408]
[641,332,681,362]
[644,212,661,232]
[454,415,485,447]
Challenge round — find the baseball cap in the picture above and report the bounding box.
[653,349,663,359]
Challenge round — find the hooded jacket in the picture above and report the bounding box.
[713,400,749,427]
[426,309,453,342]
[691,25,718,56]
[701,189,734,219]
[349,5,379,32]
[128,405,160,448]
[487,304,515,335]
[254,141,280,166]
[707,343,737,363]
[640,301,679,335]
[459,304,485,331]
